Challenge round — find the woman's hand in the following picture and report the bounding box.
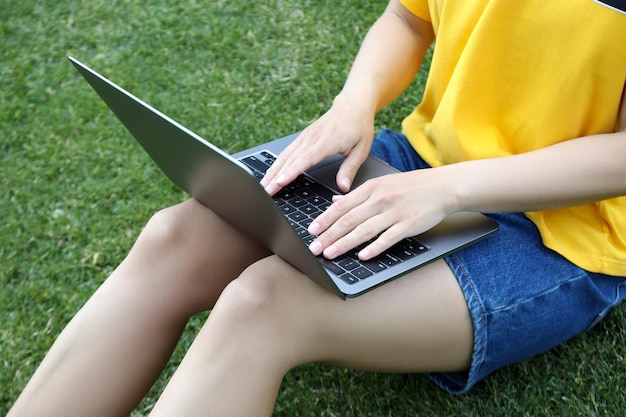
[261,94,376,196]
[308,167,460,261]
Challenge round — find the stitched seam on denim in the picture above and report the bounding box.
[592,279,626,326]
[448,253,487,386]
[489,273,588,315]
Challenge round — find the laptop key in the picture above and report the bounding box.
[294,226,309,238]
[338,274,359,285]
[308,182,336,201]
[352,267,373,280]
[299,217,314,228]
[280,204,296,215]
[389,247,418,261]
[337,258,359,271]
[288,211,308,223]
[261,151,276,161]
[295,188,315,199]
[379,253,402,267]
[318,257,345,276]
[301,204,320,216]
[308,195,329,207]
[275,190,295,200]
[306,209,323,219]
[361,258,387,273]
[242,155,270,174]
[400,238,429,254]
[289,197,308,207]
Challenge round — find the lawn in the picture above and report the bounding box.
[1,0,624,415]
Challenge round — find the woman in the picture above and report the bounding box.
[9,0,626,415]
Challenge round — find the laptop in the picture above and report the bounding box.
[68,56,498,299]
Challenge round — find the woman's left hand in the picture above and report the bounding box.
[308,167,460,261]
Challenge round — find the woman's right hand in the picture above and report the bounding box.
[261,94,376,196]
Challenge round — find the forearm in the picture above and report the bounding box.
[335,0,434,115]
[449,131,626,214]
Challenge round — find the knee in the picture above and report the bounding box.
[137,203,198,252]
[198,257,323,367]
[209,257,311,339]
[215,258,286,321]
[119,201,222,312]
[133,200,223,268]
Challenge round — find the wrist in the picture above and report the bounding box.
[333,88,377,118]
[440,162,473,215]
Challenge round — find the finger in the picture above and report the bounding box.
[263,133,334,195]
[261,127,320,184]
[260,137,303,189]
[335,142,370,192]
[357,223,408,261]
[318,214,392,259]
[308,191,365,237]
[265,150,315,194]
[308,192,379,257]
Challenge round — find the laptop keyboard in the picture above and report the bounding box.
[240,151,429,285]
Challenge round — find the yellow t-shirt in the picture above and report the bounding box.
[399,0,626,275]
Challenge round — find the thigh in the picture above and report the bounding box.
[228,254,474,374]
[310,258,474,373]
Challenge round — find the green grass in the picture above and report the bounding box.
[1,0,624,415]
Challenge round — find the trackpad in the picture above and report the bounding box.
[306,155,399,192]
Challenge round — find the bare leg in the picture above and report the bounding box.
[149,255,473,416]
[8,199,270,417]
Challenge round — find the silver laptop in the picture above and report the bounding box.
[69,56,498,299]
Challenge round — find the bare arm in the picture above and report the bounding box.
[449,84,626,214]
[262,0,435,194]
[336,0,435,115]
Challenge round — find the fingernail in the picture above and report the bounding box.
[308,222,321,235]
[340,177,351,189]
[309,241,322,255]
[324,245,337,259]
[358,249,371,260]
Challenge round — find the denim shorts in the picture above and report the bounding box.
[370,128,626,393]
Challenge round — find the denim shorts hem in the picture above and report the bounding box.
[425,254,488,394]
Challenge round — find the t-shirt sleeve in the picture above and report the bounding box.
[398,0,431,21]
